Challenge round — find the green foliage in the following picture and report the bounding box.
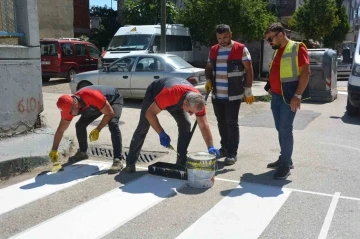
[323,0,351,49]
[122,0,179,25]
[289,0,339,41]
[177,0,276,46]
[89,5,120,49]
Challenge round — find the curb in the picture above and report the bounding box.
[0,135,73,180]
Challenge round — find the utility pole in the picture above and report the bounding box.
[160,0,166,53]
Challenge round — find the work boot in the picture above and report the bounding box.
[267,156,294,169]
[69,149,89,162]
[224,155,237,165]
[124,164,136,173]
[108,158,125,174]
[273,164,291,180]
[219,148,227,158]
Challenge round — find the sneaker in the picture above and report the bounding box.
[273,164,291,180]
[224,155,237,165]
[219,148,227,158]
[267,156,294,169]
[108,158,125,174]
[124,164,136,173]
[69,149,89,162]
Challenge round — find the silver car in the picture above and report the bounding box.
[69,53,206,98]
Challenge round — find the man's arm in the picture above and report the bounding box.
[295,64,311,95]
[205,62,213,80]
[97,101,115,131]
[51,119,71,151]
[145,102,163,134]
[242,60,254,88]
[196,115,214,147]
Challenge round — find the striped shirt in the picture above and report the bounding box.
[208,41,251,99]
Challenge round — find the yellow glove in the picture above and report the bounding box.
[244,87,255,104]
[89,128,100,142]
[205,80,212,92]
[49,150,62,172]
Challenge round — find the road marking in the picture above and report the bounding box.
[176,182,292,239]
[318,192,341,239]
[0,160,111,215]
[338,91,348,95]
[10,175,186,239]
[140,166,360,201]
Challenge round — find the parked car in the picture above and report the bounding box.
[40,38,100,82]
[69,53,206,98]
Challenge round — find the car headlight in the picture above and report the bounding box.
[351,64,360,77]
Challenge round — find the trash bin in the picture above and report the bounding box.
[307,48,338,102]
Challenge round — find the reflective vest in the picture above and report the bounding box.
[269,40,310,103]
[209,41,245,101]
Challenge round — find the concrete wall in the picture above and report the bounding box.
[37,0,74,38]
[0,0,43,136]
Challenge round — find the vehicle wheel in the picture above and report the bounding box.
[78,81,92,90]
[42,77,50,82]
[66,69,77,82]
[346,97,359,116]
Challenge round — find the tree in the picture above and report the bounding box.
[89,5,120,49]
[122,0,179,25]
[322,0,351,49]
[289,0,339,41]
[176,0,276,46]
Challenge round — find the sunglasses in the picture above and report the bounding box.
[266,32,281,43]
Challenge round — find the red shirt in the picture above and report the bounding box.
[269,44,309,95]
[155,85,206,116]
[61,88,106,121]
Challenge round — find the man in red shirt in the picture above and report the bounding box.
[264,23,310,180]
[49,85,124,174]
[124,77,220,173]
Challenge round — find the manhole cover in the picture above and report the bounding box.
[88,146,167,163]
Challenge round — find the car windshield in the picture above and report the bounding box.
[107,35,152,51]
[40,42,57,56]
[166,56,193,69]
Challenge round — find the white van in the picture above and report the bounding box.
[347,38,359,115]
[98,24,193,68]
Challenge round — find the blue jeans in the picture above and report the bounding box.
[271,93,296,166]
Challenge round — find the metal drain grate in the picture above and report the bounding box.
[88,146,167,163]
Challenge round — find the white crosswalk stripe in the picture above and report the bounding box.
[0,160,359,239]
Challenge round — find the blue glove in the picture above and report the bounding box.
[159,130,171,148]
[208,146,220,158]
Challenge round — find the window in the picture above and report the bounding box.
[75,44,86,56]
[135,57,163,72]
[109,57,136,72]
[166,56,193,69]
[88,45,100,58]
[40,42,57,56]
[61,43,74,57]
[107,34,152,51]
[153,35,193,52]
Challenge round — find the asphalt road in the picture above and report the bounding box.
[0,79,359,239]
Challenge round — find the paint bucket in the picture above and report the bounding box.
[186,152,216,188]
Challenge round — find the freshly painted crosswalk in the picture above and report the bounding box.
[0,160,358,239]
[0,160,111,215]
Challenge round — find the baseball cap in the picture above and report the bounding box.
[57,95,73,119]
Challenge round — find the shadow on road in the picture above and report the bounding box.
[330,113,360,125]
[42,78,68,86]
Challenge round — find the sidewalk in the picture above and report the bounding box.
[0,80,269,179]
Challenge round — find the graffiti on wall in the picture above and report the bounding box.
[17,96,41,113]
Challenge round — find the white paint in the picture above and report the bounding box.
[10,174,186,239]
[0,160,111,215]
[176,182,292,239]
[318,192,341,239]
[338,91,348,95]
